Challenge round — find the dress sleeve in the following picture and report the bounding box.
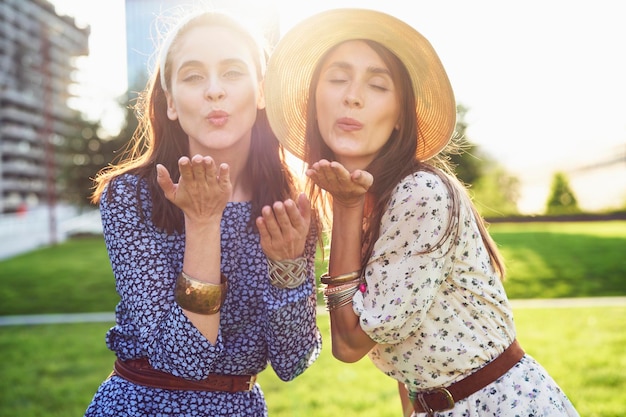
[102,175,224,379]
[262,226,322,381]
[353,172,456,345]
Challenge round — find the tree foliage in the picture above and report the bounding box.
[449,104,520,217]
[448,104,484,185]
[470,166,521,217]
[58,95,135,208]
[546,172,581,215]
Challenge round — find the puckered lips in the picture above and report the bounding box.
[336,117,363,132]
[207,110,229,127]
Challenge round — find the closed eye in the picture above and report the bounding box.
[370,83,389,91]
[221,59,250,80]
[223,69,246,79]
[182,73,204,82]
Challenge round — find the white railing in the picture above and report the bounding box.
[0,205,102,260]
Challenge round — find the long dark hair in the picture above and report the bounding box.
[305,40,505,279]
[91,12,298,234]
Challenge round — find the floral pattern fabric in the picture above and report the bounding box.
[352,171,579,416]
[84,174,322,417]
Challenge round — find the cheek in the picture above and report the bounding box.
[369,107,399,145]
[381,101,401,132]
[168,89,199,118]
[315,92,333,127]
[315,104,332,135]
[235,82,260,108]
[315,86,329,110]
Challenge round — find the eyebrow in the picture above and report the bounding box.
[176,60,203,74]
[327,61,392,77]
[177,58,248,73]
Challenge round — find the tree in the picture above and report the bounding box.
[448,104,520,217]
[470,166,520,217]
[448,104,484,185]
[546,172,581,215]
[58,94,135,208]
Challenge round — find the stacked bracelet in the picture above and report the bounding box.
[267,257,307,289]
[175,271,227,315]
[320,270,365,311]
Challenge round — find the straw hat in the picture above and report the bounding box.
[265,8,456,162]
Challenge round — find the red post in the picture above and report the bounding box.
[41,28,57,245]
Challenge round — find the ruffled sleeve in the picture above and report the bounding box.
[353,171,456,344]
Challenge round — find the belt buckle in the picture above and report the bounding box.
[432,387,454,410]
[417,387,455,416]
[247,374,257,391]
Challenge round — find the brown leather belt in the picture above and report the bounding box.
[112,358,257,393]
[411,339,525,415]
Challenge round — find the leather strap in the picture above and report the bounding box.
[412,339,525,414]
[112,358,257,392]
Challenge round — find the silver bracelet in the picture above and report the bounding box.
[267,256,308,289]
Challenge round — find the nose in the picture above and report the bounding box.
[204,79,226,101]
[344,87,363,108]
[344,95,363,108]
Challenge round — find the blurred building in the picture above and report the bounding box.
[0,0,89,213]
[124,0,279,92]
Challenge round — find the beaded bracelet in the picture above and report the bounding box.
[175,271,227,315]
[267,257,307,289]
[323,281,362,295]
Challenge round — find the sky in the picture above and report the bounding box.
[50,0,626,214]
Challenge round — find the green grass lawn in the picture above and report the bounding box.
[2,221,624,315]
[1,220,625,416]
[491,221,626,298]
[0,307,624,417]
[0,236,116,315]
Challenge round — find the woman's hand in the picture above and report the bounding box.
[306,159,373,208]
[156,154,232,223]
[257,193,311,261]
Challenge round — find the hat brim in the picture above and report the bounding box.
[265,8,456,162]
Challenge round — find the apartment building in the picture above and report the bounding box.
[0,0,89,213]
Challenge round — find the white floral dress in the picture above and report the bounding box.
[352,171,579,416]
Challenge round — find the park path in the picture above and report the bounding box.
[1,297,625,326]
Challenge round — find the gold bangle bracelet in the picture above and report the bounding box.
[175,271,227,315]
[320,270,361,285]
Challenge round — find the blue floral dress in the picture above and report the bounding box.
[352,171,579,416]
[84,174,322,417]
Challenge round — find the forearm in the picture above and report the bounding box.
[180,216,222,344]
[328,307,375,362]
[398,381,414,417]
[327,200,376,361]
[328,201,363,276]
